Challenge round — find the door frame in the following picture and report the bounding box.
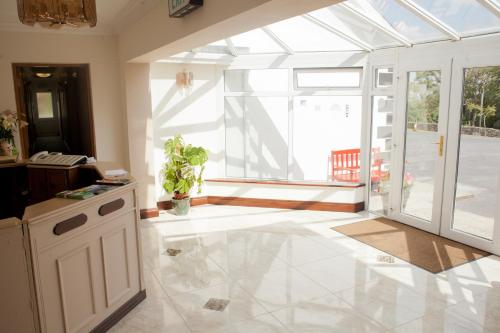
[389,57,453,234]
[440,54,500,254]
[11,63,96,159]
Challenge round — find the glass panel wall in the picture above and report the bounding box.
[295,68,362,88]
[452,66,500,240]
[224,68,364,181]
[369,95,394,214]
[402,70,441,221]
[225,69,288,92]
[291,96,362,181]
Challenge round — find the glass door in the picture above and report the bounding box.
[390,59,452,234]
[441,56,500,254]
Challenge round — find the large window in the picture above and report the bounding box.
[224,68,363,182]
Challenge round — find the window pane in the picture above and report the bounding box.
[309,6,402,48]
[245,97,289,179]
[402,70,441,222]
[413,0,500,35]
[363,0,447,42]
[375,67,394,88]
[36,92,54,119]
[369,96,394,215]
[267,16,363,52]
[291,96,362,181]
[225,97,245,177]
[452,66,500,240]
[230,29,285,54]
[224,69,288,92]
[295,68,362,88]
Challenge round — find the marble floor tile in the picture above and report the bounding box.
[295,255,382,293]
[336,276,448,329]
[236,267,331,312]
[152,252,230,296]
[111,206,498,333]
[446,284,500,332]
[271,294,386,333]
[109,271,190,333]
[213,313,290,333]
[392,309,487,333]
[169,282,268,332]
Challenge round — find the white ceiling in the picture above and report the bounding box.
[0,0,160,35]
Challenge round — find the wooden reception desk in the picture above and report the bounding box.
[0,162,145,333]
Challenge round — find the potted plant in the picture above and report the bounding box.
[377,170,414,212]
[0,109,23,157]
[162,135,208,215]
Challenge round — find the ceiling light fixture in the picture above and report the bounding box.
[17,0,97,28]
[35,73,52,78]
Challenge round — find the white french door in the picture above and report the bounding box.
[390,58,452,235]
[440,55,500,254]
[383,55,500,255]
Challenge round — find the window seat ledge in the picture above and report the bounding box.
[205,178,365,188]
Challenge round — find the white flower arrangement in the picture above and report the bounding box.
[0,109,27,143]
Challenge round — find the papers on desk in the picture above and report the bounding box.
[105,169,128,178]
[56,185,118,200]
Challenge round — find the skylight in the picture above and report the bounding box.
[413,0,500,36]
[230,28,285,54]
[365,0,447,42]
[267,16,363,52]
[163,0,500,60]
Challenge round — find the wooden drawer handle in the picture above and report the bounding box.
[53,214,87,235]
[98,198,125,216]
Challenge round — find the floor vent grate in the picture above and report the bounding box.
[204,298,230,312]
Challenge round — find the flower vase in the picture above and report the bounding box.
[0,139,14,156]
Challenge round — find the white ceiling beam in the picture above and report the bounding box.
[395,0,460,40]
[302,14,373,52]
[338,2,412,47]
[261,27,294,54]
[225,38,239,57]
[476,0,500,19]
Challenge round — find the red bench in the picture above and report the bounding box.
[331,148,384,183]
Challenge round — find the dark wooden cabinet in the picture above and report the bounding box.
[28,166,80,203]
[0,164,28,219]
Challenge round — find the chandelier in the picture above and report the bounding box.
[17,0,97,28]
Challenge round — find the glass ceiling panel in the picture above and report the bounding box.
[310,5,402,48]
[355,0,447,42]
[413,0,500,35]
[267,16,363,52]
[209,39,227,46]
[230,29,285,54]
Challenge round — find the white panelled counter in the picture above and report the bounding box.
[0,162,145,333]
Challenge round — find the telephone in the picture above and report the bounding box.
[29,151,87,167]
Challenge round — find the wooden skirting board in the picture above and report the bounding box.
[140,196,364,219]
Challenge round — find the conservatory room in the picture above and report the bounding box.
[2,0,500,332]
[126,0,500,332]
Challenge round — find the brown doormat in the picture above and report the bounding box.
[333,218,490,273]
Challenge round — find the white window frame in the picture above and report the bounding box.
[223,66,366,182]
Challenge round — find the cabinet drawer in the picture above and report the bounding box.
[30,190,135,251]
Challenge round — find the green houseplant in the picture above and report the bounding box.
[162,135,208,215]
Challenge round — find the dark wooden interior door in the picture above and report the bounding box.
[28,85,68,155]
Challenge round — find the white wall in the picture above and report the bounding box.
[0,31,126,164]
[124,63,157,210]
[149,62,225,201]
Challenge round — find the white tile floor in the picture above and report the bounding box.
[110,205,500,333]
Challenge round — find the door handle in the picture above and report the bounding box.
[434,135,444,157]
